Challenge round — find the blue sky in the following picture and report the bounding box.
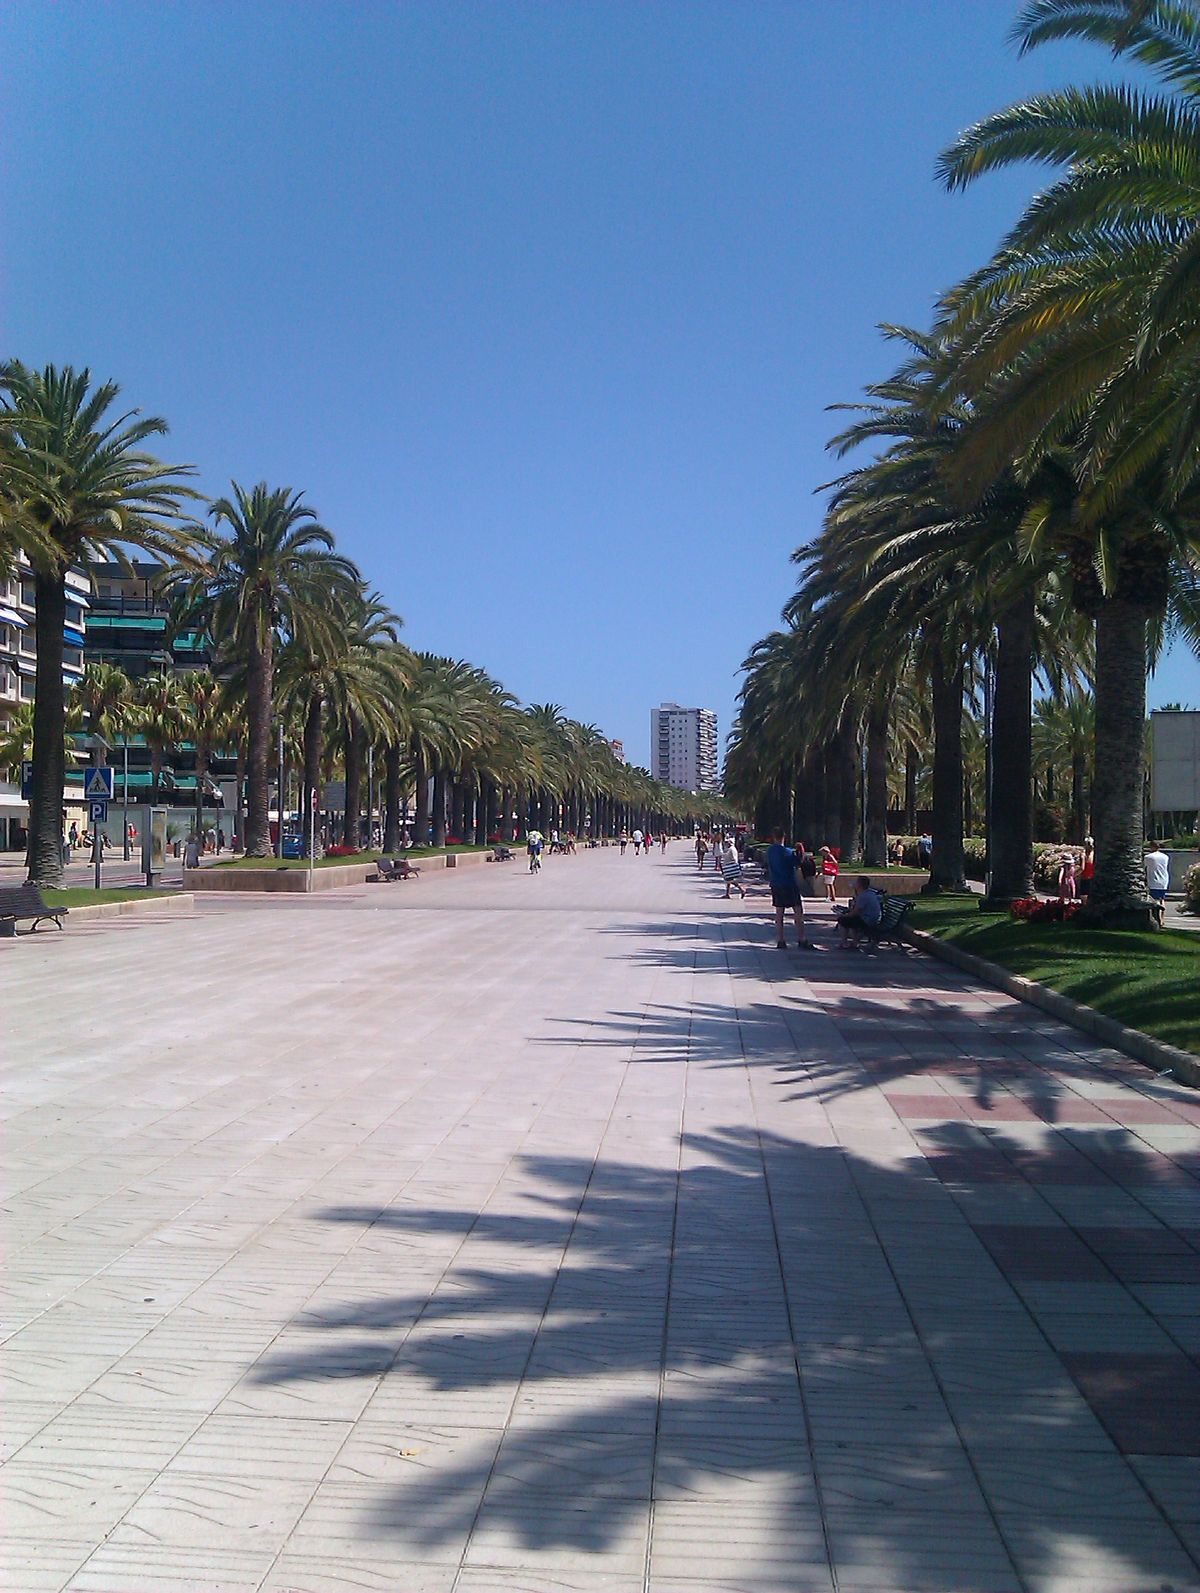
[3,2,1195,764]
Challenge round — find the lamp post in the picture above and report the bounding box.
[121,734,130,861]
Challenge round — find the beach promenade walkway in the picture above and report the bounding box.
[3,844,1200,1592]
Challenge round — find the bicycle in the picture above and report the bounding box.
[528,846,542,873]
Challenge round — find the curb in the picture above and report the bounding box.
[65,893,195,925]
[902,925,1200,1089]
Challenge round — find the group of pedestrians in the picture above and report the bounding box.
[619,828,668,856]
[697,826,889,954]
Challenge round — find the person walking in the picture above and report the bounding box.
[720,835,747,899]
[660,831,668,854]
[1058,851,1077,903]
[1145,843,1170,924]
[183,832,201,870]
[695,832,708,869]
[632,827,643,856]
[765,828,814,949]
[1079,837,1095,899]
[619,829,628,856]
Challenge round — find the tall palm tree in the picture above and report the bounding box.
[0,363,194,883]
[937,0,1200,919]
[167,483,360,856]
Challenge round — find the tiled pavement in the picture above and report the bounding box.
[3,846,1200,1592]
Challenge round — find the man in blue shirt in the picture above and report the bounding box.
[765,828,815,950]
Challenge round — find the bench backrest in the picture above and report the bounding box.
[879,895,913,929]
[0,884,55,917]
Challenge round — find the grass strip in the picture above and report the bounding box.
[910,896,1200,1057]
[42,887,173,907]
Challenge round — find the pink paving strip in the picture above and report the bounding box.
[883,1093,975,1120]
[950,1095,1041,1122]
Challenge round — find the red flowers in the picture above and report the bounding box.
[1010,897,1082,923]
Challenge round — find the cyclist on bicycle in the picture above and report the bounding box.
[527,828,544,871]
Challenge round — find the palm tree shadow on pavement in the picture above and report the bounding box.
[248,1118,1200,1588]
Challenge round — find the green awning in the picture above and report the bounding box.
[87,614,167,631]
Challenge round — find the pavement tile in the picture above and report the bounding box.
[8,854,1200,1590]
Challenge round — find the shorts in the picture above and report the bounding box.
[1150,888,1167,903]
[770,881,801,909]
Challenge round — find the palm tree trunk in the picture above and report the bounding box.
[432,769,447,847]
[27,571,67,886]
[412,752,430,844]
[194,740,209,858]
[382,744,403,854]
[904,744,918,833]
[244,628,273,856]
[343,719,363,849]
[925,647,967,893]
[1083,600,1154,924]
[983,588,1035,908]
[233,741,246,850]
[837,717,858,859]
[302,694,324,857]
[864,701,888,868]
[822,747,842,853]
[1070,754,1087,844]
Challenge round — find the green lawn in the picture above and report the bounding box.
[910,896,1200,1056]
[42,887,172,907]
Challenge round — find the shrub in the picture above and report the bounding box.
[325,843,360,857]
[963,836,987,882]
[1185,862,1200,914]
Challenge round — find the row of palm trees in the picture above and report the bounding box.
[1,374,730,886]
[726,0,1200,928]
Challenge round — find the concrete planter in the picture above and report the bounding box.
[841,872,929,898]
[185,864,376,893]
[1165,849,1199,893]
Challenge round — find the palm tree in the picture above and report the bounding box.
[176,669,231,850]
[0,363,194,884]
[135,672,186,804]
[71,660,132,767]
[936,0,1200,920]
[167,483,360,856]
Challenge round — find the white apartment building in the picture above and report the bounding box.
[650,702,719,792]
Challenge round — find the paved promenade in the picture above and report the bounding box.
[3,846,1200,1592]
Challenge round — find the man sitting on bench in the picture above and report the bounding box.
[834,876,882,950]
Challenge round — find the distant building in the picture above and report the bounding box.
[88,562,211,679]
[651,702,719,791]
[610,738,626,764]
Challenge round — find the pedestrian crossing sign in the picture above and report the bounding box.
[83,767,114,799]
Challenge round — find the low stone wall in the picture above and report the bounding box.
[184,864,376,893]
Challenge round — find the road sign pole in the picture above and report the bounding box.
[93,818,101,890]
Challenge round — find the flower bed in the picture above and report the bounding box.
[1010,896,1082,924]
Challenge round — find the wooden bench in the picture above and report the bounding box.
[0,884,68,935]
[370,857,421,883]
[864,893,914,947]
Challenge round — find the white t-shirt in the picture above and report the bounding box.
[1145,850,1170,892]
[632,830,643,844]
